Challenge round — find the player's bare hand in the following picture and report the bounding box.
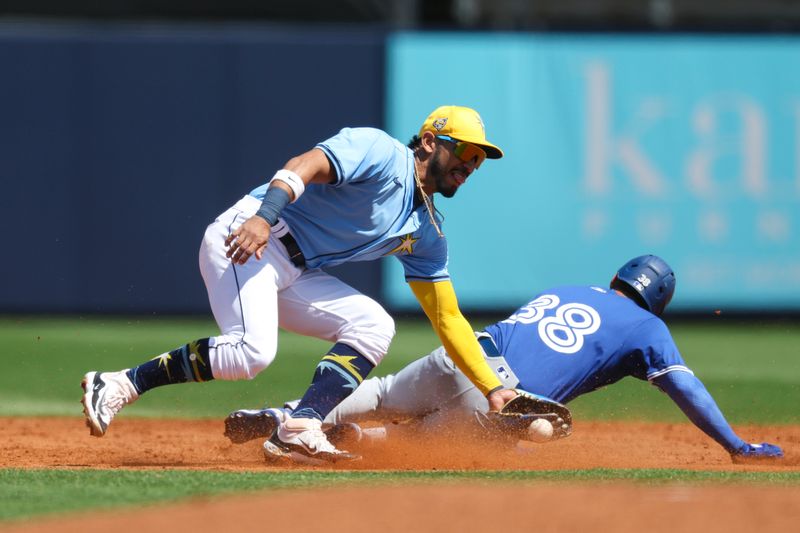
[225,216,271,265]
[487,388,518,412]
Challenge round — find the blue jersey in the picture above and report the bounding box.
[250,127,449,281]
[483,285,690,404]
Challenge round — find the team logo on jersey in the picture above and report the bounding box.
[386,234,417,255]
[432,117,448,131]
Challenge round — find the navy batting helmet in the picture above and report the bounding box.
[610,255,676,316]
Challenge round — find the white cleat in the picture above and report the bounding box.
[263,416,360,464]
[81,370,139,437]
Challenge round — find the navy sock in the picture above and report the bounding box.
[126,338,214,395]
[291,343,375,421]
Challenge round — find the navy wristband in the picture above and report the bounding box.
[255,187,291,226]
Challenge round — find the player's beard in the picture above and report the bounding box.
[429,150,459,198]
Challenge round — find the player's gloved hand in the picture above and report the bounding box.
[225,216,272,265]
[477,389,573,443]
[730,442,783,464]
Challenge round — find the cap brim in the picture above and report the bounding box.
[478,143,503,159]
[452,136,504,159]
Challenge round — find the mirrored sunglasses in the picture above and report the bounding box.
[436,135,487,168]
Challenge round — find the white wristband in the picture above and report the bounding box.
[270,169,305,203]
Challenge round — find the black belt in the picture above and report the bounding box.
[478,335,501,357]
[278,232,305,268]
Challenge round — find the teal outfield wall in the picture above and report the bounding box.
[2,25,798,314]
[384,33,800,312]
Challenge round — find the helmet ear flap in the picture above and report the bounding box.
[610,272,649,312]
[612,255,675,316]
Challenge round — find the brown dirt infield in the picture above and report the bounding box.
[2,417,799,532]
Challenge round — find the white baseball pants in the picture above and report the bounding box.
[198,196,395,381]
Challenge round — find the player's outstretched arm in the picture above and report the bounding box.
[408,280,515,406]
[652,371,783,462]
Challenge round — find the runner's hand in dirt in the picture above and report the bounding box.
[730,442,783,464]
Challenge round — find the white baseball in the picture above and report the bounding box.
[527,418,554,443]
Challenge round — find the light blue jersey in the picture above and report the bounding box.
[484,286,689,404]
[250,127,449,281]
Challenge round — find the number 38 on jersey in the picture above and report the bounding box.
[501,295,601,354]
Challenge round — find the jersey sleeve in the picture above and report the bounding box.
[316,127,397,187]
[652,371,746,453]
[408,280,503,395]
[623,318,692,381]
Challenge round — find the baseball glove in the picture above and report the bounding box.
[477,389,573,442]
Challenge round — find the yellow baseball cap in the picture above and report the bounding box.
[418,105,504,159]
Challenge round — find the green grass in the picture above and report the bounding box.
[1,316,797,422]
[1,316,798,523]
[0,316,439,419]
[2,468,799,522]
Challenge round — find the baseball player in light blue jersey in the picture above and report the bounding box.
[226,255,783,464]
[81,105,519,462]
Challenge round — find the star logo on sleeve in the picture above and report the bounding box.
[386,234,417,256]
